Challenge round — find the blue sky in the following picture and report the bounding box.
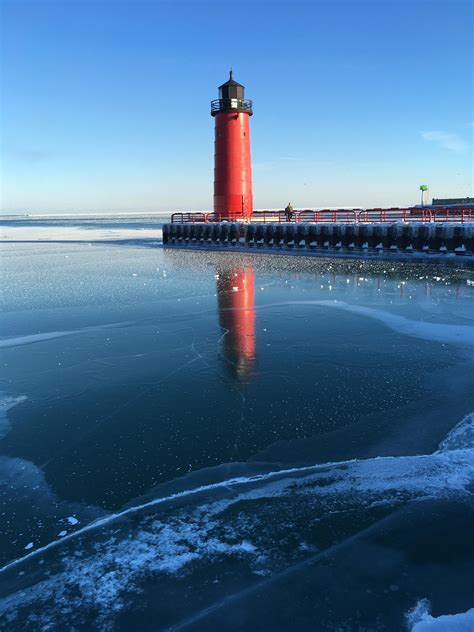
[1,0,472,213]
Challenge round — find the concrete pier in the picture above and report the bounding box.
[163,222,473,259]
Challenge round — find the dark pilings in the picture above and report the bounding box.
[162,222,473,259]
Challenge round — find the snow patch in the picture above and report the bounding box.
[438,413,474,453]
[407,599,474,631]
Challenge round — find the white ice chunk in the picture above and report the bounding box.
[438,413,474,452]
[407,599,474,631]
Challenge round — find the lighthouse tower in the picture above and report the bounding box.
[211,71,253,221]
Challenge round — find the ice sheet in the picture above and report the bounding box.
[0,225,162,242]
[1,413,473,630]
[2,236,474,629]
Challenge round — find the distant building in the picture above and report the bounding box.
[432,197,474,206]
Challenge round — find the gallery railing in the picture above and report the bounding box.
[210,98,253,115]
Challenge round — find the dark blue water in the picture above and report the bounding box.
[1,232,474,631]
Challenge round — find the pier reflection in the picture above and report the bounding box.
[216,266,256,382]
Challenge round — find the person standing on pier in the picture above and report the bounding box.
[285,202,294,221]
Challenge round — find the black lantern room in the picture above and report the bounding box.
[211,70,253,116]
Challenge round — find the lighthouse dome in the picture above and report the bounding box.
[218,69,245,100]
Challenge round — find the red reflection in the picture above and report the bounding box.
[216,267,256,381]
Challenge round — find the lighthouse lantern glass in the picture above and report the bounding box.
[219,80,245,102]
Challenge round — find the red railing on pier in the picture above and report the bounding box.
[251,210,284,223]
[357,208,433,223]
[300,209,359,223]
[171,212,207,223]
[433,207,473,223]
[251,209,359,223]
[171,206,473,224]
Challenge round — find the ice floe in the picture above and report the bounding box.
[407,599,474,631]
[438,412,474,452]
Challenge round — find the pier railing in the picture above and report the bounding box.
[357,208,433,223]
[171,212,208,223]
[433,207,473,223]
[171,205,473,224]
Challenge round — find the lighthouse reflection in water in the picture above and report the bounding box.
[216,265,256,381]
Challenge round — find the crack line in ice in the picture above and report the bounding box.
[0,322,132,349]
[39,353,203,471]
[0,464,326,575]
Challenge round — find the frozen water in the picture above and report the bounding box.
[303,300,474,347]
[0,395,26,439]
[1,218,474,630]
[0,323,130,349]
[1,415,473,629]
[0,214,164,243]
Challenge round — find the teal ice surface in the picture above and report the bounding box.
[1,239,473,631]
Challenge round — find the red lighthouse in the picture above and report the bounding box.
[211,70,253,221]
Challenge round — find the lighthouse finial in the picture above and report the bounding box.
[229,67,233,80]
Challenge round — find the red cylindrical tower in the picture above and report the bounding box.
[211,71,253,221]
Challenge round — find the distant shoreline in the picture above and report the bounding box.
[0,212,172,219]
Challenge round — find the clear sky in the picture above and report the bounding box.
[1,0,472,214]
